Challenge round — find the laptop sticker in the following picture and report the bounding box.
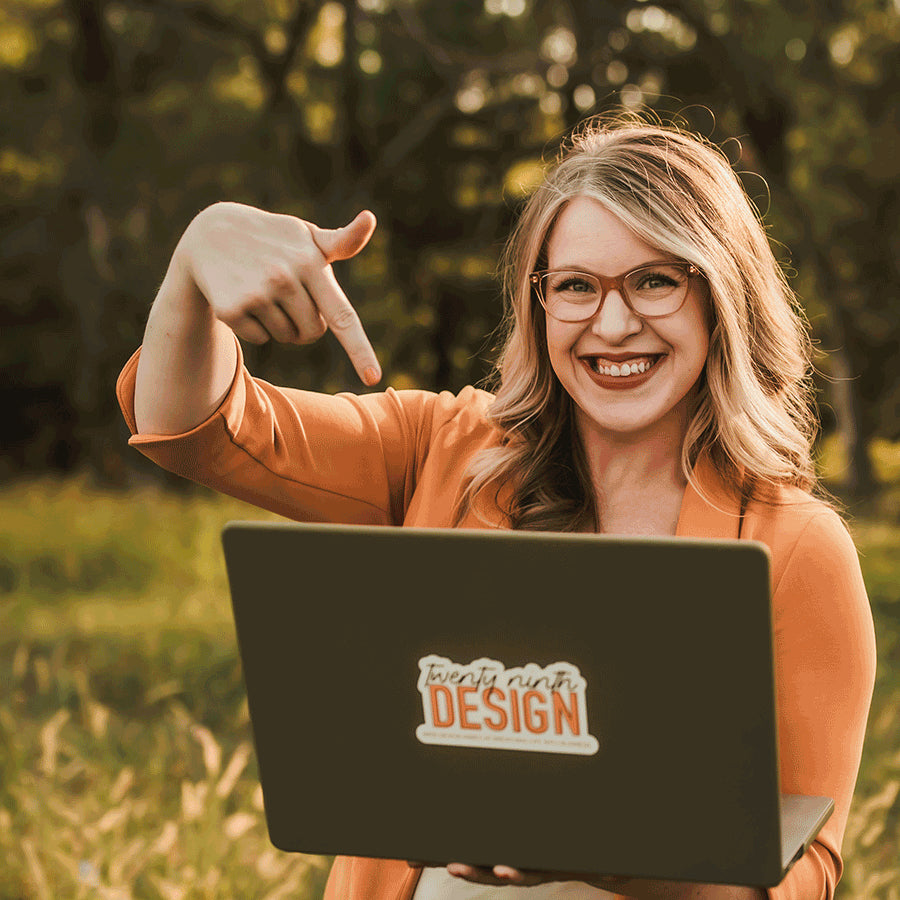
[415,654,599,755]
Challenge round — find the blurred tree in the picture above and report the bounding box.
[0,0,896,494]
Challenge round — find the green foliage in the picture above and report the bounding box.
[0,0,897,492]
[0,476,282,639]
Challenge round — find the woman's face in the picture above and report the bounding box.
[543,196,710,447]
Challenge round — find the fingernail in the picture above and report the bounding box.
[364,366,381,385]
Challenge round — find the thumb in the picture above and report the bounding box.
[309,210,377,263]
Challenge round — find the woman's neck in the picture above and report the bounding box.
[576,411,690,535]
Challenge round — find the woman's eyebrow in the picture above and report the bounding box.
[547,257,679,274]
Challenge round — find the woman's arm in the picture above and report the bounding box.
[133,202,379,435]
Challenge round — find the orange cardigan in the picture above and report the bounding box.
[117,340,876,900]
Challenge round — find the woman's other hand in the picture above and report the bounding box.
[445,862,628,892]
[445,863,766,898]
[175,202,381,385]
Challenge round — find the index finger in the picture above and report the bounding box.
[307,265,381,386]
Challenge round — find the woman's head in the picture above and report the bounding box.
[539,193,712,455]
[489,114,817,507]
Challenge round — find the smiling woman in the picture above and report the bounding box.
[118,112,875,900]
[543,199,710,492]
[455,120,819,537]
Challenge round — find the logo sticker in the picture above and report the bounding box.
[415,654,599,755]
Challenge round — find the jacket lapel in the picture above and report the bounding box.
[675,455,743,540]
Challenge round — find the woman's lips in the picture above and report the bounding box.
[579,354,664,390]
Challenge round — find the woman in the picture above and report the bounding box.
[117,116,876,899]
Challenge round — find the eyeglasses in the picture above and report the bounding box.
[529,261,701,323]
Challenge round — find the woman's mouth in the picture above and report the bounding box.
[578,353,664,390]
[584,354,663,377]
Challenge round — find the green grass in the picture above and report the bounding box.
[1,473,898,898]
[0,478,331,899]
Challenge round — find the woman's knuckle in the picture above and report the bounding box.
[294,245,319,270]
[217,305,239,324]
[295,317,326,344]
[241,291,267,312]
[329,305,359,331]
[237,324,266,345]
[264,263,295,293]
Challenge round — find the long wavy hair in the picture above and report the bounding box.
[455,113,819,531]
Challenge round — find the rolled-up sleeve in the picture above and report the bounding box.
[116,338,476,525]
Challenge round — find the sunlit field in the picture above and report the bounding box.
[1,451,898,897]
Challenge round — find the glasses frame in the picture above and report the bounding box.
[529,261,701,322]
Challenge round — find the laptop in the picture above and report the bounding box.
[221,521,833,888]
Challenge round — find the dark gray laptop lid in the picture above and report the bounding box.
[222,522,832,887]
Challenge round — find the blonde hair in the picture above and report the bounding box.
[456,113,819,531]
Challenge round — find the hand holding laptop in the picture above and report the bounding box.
[442,862,630,892]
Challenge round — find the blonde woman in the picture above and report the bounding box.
[118,116,875,900]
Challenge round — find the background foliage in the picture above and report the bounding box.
[0,0,897,493]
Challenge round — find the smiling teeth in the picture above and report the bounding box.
[591,357,659,377]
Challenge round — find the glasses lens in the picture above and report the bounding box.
[542,271,601,322]
[623,263,690,317]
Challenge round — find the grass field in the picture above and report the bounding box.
[1,463,898,899]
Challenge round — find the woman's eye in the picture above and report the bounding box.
[634,270,679,291]
[553,277,594,294]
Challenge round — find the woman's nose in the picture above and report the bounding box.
[589,289,643,342]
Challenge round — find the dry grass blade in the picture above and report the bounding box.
[260,871,306,900]
[21,838,50,900]
[256,846,291,879]
[46,846,83,885]
[872,691,900,737]
[859,816,889,851]
[167,699,195,731]
[150,820,179,856]
[149,874,187,900]
[12,643,29,680]
[98,885,134,900]
[108,835,148,884]
[87,700,112,739]
[57,756,88,784]
[191,724,222,777]
[223,811,257,840]
[200,866,222,892]
[864,870,898,895]
[97,802,131,834]
[39,708,70,775]
[45,794,83,825]
[109,766,135,805]
[215,740,252,798]
[144,679,181,705]
[181,780,209,822]
[859,780,900,819]
[0,705,16,733]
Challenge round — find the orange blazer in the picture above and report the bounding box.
[118,340,876,900]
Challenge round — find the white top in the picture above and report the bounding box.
[411,867,617,899]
